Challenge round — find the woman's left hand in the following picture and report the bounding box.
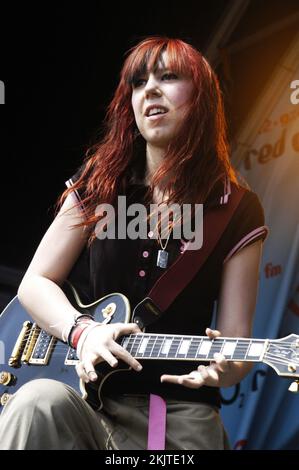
[160,328,229,389]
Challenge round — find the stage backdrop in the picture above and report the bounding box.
[220,64,299,450]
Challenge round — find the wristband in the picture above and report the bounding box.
[67,313,94,348]
[69,321,94,349]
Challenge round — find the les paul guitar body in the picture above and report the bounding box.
[0,283,131,410]
[1,282,299,411]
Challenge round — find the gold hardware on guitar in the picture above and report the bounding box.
[0,371,16,386]
[288,380,299,393]
[288,363,297,373]
[21,324,41,363]
[0,393,13,406]
[8,321,32,368]
[102,303,116,319]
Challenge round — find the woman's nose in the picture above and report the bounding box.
[144,75,162,98]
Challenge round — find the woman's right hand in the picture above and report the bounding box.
[75,322,143,383]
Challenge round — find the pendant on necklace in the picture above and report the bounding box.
[157,249,169,269]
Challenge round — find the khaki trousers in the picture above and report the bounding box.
[0,379,230,450]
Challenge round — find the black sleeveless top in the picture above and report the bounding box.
[66,170,268,407]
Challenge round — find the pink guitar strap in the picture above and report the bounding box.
[146,184,246,450]
[147,394,167,450]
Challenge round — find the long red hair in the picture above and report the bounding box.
[58,36,238,240]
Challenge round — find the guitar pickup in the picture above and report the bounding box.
[64,347,79,365]
[29,330,56,365]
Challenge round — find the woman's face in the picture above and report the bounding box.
[131,52,194,149]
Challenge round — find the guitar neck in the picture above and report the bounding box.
[121,334,268,362]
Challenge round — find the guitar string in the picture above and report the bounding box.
[20,349,297,365]
[16,339,299,359]
[18,338,271,353]
[9,334,299,367]
[12,337,299,366]
[18,328,298,346]
[14,341,264,355]
[13,353,299,370]
[17,325,298,345]
[16,331,298,350]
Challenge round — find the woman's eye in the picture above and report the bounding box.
[162,73,178,80]
[133,78,146,88]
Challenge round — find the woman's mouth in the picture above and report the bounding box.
[146,113,168,121]
[145,105,169,120]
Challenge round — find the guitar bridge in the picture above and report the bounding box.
[21,324,41,363]
[9,321,32,368]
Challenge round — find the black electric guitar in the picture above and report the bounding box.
[1,283,299,411]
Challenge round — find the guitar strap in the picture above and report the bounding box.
[133,184,246,328]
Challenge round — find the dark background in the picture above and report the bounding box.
[0,0,298,294]
[0,1,228,269]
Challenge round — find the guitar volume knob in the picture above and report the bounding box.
[0,371,16,386]
[0,393,13,406]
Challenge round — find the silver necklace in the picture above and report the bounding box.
[156,217,176,269]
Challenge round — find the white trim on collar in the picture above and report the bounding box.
[220,177,231,205]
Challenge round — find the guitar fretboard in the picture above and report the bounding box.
[121,334,267,362]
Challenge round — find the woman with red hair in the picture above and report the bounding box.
[0,37,268,449]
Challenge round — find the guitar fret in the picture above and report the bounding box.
[161,338,172,356]
[208,340,223,358]
[194,338,203,359]
[124,335,132,354]
[136,336,150,356]
[160,338,173,356]
[175,337,184,358]
[144,336,157,357]
[150,336,162,358]
[197,339,212,358]
[246,340,265,360]
[155,336,165,358]
[177,339,192,356]
[130,334,141,357]
[171,337,181,358]
[222,340,237,358]
[234,339,250,360]
[186,338,200,359]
